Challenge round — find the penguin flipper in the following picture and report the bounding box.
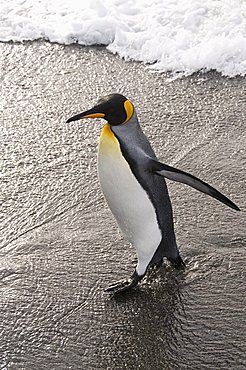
[150,160,240,211]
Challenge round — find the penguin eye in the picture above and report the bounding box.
[106,107,126,125]
[96,94,131,125]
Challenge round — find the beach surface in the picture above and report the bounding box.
[0,41,245,369]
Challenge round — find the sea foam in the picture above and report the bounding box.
[1,0,246,77]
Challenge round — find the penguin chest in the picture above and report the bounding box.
[97,124,161,251]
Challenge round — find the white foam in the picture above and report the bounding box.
[1,0,246,77]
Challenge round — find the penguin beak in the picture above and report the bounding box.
[66,107,105,123]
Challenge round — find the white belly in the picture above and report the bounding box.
[97,124,162,274]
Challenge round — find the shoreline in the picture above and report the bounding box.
[1,39,246,81]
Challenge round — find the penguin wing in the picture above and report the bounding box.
[150,159,240,211]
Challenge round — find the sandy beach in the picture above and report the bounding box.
[0,41,245,369]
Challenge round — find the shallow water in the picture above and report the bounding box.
[0,42,245,369]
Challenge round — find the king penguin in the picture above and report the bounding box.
[66,93,240,294]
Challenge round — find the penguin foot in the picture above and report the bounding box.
[105,270,143,294]
[152,258,164,269]
[105,279,137,294]
[169,255,185,270]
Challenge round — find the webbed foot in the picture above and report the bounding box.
[105,279,137,294]
[153,258,164,269]
[105,270,143,294]
[169,255,185,270]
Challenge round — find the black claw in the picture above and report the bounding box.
[104,280,130,293]
[105,279,138,294]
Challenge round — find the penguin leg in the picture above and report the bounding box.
[105,270,144,294]
[105,247,158,294]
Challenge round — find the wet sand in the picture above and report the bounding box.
[0,41,245,369]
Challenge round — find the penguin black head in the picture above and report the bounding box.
[66,93,134,126]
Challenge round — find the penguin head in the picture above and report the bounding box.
[66,93,134,126]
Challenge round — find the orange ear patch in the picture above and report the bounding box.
[124,100,134,123]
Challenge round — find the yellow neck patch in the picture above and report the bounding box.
[99,123,119,155]
[124,100,134,123]
[100,123,115,140]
